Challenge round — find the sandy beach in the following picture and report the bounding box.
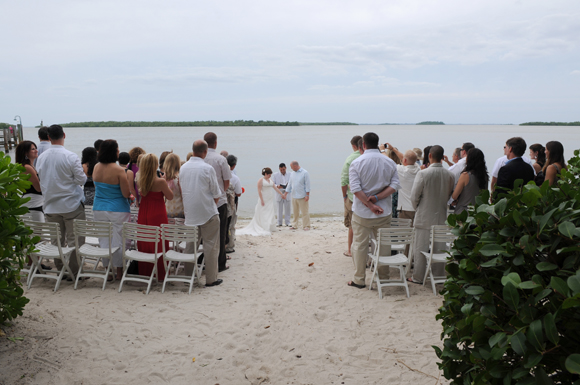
[1,218,446,385]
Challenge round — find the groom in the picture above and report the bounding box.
[284,160,311,231]
[272,163,291,226]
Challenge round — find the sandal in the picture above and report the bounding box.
[347,281,365,289]
[407,277,422,285]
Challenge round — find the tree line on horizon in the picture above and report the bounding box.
[520,121,580,126]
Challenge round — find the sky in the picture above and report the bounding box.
[1,0,579,125]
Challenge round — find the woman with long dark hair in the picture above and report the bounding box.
[452,148,489,215]
[543,141,566,186]
[81,147,98,205]
[16,140,44,221]
[529,143,546,174]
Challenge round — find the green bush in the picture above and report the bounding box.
[0,152,37,325]
[436,150,580,384]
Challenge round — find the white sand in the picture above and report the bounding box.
[1,218,446,384]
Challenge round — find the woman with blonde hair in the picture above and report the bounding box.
[163,153,184,219]
[136,153,173,280]
[127,146,146,205]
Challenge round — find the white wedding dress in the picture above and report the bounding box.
[237,178,277,236]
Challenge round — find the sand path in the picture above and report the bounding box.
[1,219,445,384]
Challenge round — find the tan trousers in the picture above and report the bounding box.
[45,203,86,276]
[343,198,353,228]
[292,198,310,229]
[351,213,391,286]
[398,210,415,256]
[184,214,220,284]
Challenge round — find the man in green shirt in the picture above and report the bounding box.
[341,135,363,257]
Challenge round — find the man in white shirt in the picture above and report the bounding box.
[383,144,420,224]
[347,132,400,289]
[448,142,474,184]
[36,125,87,277]
[203,132,232,272]
[409,145,454,283]
[35,126,51,167]
[180,140,224,287]
[225,155,242,253]
[272,163,292,226]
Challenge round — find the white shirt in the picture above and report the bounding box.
[349,149,400,219]
[230,173,242,195]
[35,141,51,167]
[448,157,466,184]
[492,155,536,178]
[272,171,291,202]
[36,144,86,214]
[396,164,420,211]
[180,157,222,226]
[203,149,232,207]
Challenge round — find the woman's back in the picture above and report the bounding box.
[455,173,482,215]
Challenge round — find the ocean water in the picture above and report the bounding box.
[22,125,580,217]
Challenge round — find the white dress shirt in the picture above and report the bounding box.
[180,157,222,226]
[492,155,536,178]
[272,171,291,202]
[203,149,231,207]
[448,157,466,184]
[230,173,242,195]
[396,163,420,211]
[349,149,400,219]
[36,145,87,214]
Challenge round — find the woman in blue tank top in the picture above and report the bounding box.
[93,140,131,280]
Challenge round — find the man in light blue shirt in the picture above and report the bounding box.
[284,161,311,230]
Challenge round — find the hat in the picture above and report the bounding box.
[413,147,423,160]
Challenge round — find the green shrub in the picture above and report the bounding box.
[436,150,580,384]
[0,152,37,325]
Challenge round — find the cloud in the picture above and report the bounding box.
[571,70,580,75]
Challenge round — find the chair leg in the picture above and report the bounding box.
[119,261,129,293]
[422,257,432,287]
[401,267,410,298]
[146,263,157,295]
[368,259,378,291]
[162,260,171,294]
[74,256,85,290]
[102,257,113,291]
[28,258,40,289]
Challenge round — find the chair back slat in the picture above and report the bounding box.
[377,227,414,247]
[431,225,456,244]
[122,222,160,243]
[84,206,94,221]
[161,224,198,243]
[130,207,139,223]
[24,220,61,242]
[74,219,113,238]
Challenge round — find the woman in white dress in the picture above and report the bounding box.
[238,168,284,236]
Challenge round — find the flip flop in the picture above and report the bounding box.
[205,279,223,287]
[407,277,422,285]
[347,281,365,289]
[343,252,351,257]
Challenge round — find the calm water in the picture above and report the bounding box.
[22,125,580,217]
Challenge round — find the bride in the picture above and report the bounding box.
[237,167,284,236]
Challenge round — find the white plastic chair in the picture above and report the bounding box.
[84,206,94,221]
[161,224,199,294]
[368,217,413,269]
[129,207,139,223]
[421,225,457,295]
[119,222,160,294]
[369,227,415,298]
[24,220,75,292]
[73,219,119,290]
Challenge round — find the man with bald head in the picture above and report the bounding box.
[203,132,232,272]
[384,143,420,224]
[180,139,224,287]
[284,160,311,230]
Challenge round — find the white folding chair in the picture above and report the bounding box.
[422,225,457,295]
[24,220,75,292]
[84,206,94,221]
[119,223,160,294]
[368,227,415,298]
[390,218,412,227]
[367,217,413,269]
[73,219,119,290]
[161,224,199,294]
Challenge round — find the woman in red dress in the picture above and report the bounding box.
[136,153,173,281]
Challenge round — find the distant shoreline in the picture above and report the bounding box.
[520,121,580,126]
[55,121,359,128]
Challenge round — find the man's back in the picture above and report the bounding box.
[203,149,231,207]
[36,145,86,214]
[411,164,454,229]
[180,157,221,226]
[496,158,535,192]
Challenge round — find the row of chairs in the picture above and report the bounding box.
[366,218,456,298]
[22,219,202,295]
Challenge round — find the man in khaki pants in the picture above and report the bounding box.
[347,132,400,289]
[180,140,224,287]
[284,161,311,230]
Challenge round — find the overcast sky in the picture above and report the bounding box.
[1,0,579,125]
